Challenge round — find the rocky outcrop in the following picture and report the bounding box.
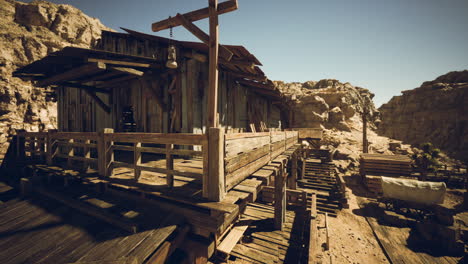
[275,79,387,172]
[275,79,380,131]
[378,71,468,160]
[0,0,110,162]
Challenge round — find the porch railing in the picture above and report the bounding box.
[16,128,299,201]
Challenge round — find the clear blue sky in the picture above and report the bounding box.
[21,0,468,106]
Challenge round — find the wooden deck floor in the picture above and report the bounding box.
[0,184,182,264]
[225,203,309,264]
[110,158,204,198]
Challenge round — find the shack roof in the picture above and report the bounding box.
[14,29,282,100]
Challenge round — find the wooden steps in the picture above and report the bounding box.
[298,159,342,217]
[219,203,309,263]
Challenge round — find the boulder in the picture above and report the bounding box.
[0,0,111,165]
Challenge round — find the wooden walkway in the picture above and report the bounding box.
[0,186,184,264]
[225,203,309,264]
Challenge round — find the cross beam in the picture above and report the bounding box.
[151,0,238,32]
[175,13,233,61]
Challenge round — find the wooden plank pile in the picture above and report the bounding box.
[360,153,412,177]
[365,175,383,195]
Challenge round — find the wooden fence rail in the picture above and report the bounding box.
[16,129,299,202]
[104,131,208,188]
[224,131,298,191]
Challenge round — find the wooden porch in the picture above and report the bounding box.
[6,129,312,262]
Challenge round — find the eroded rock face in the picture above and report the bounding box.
[275,79,379,131]
[378,71,468,160]
[0,0,110,162]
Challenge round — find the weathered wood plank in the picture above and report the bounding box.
[225,144,270,173]
[225,154,270,191]
[37,62,106,87]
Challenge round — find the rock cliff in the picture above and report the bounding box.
[275,79,394,171]
[378,71,468,160]
[0,0,110,162]
[275,79,379,132]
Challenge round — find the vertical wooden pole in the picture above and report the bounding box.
[46,130,57,165]
[207,0,219,128]
[289,152,298,190]
[166,144,174,187]
[20,178,32,197]
[301,157,306,180]
[204,127,225,201]
[39,135,46,162]
[98,130,105,177]
[362,108,368,153]
[309,192,318,263]
[202,140,209,196]
[67,139,74,168]
[83,139,91,172]
[98,128,114,177]
[274,166,286,230]
[134,142,142,180]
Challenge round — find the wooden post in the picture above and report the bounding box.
[204,127,225,201]
[39,135,46,162]
[83,139,91,172]
[166,144,174,187]
[288,152,298,190]
[67,139,74,168]
[325,212,330,250]
[98,128,114,177]
[300,157,306,180]
[46,130,57,165]
[134,142,142,180]
[362,108,368,153]
[207,0,219,128]
[20,178,32,197]
[274,165,286,230]
[309,193,318,264]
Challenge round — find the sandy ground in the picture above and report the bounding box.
[313,172,466,264]
[314,174,390,264]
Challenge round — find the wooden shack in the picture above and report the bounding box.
[6,2,326,262]
[15,29,288,134]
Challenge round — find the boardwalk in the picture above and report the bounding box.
[0,184,183,264]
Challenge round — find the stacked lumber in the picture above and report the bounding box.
[365,175,383,195]
[360,154,412,177]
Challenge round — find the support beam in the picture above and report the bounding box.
[205,127,225,201]
[226,71,267,82]
[362,107,368,153]
[98,75,138,88]
[236,79,275,90]
[87,58,154,68]
[37,62,106,87]
[207,0,219,128]
[274,164,286,230]
[60,82,110,94]
[176,13,233,61]
[152,0,238,32]
[308,193,318,264]
[84,90,111,114]
[219,58,255,68]
[110,66,144,76]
